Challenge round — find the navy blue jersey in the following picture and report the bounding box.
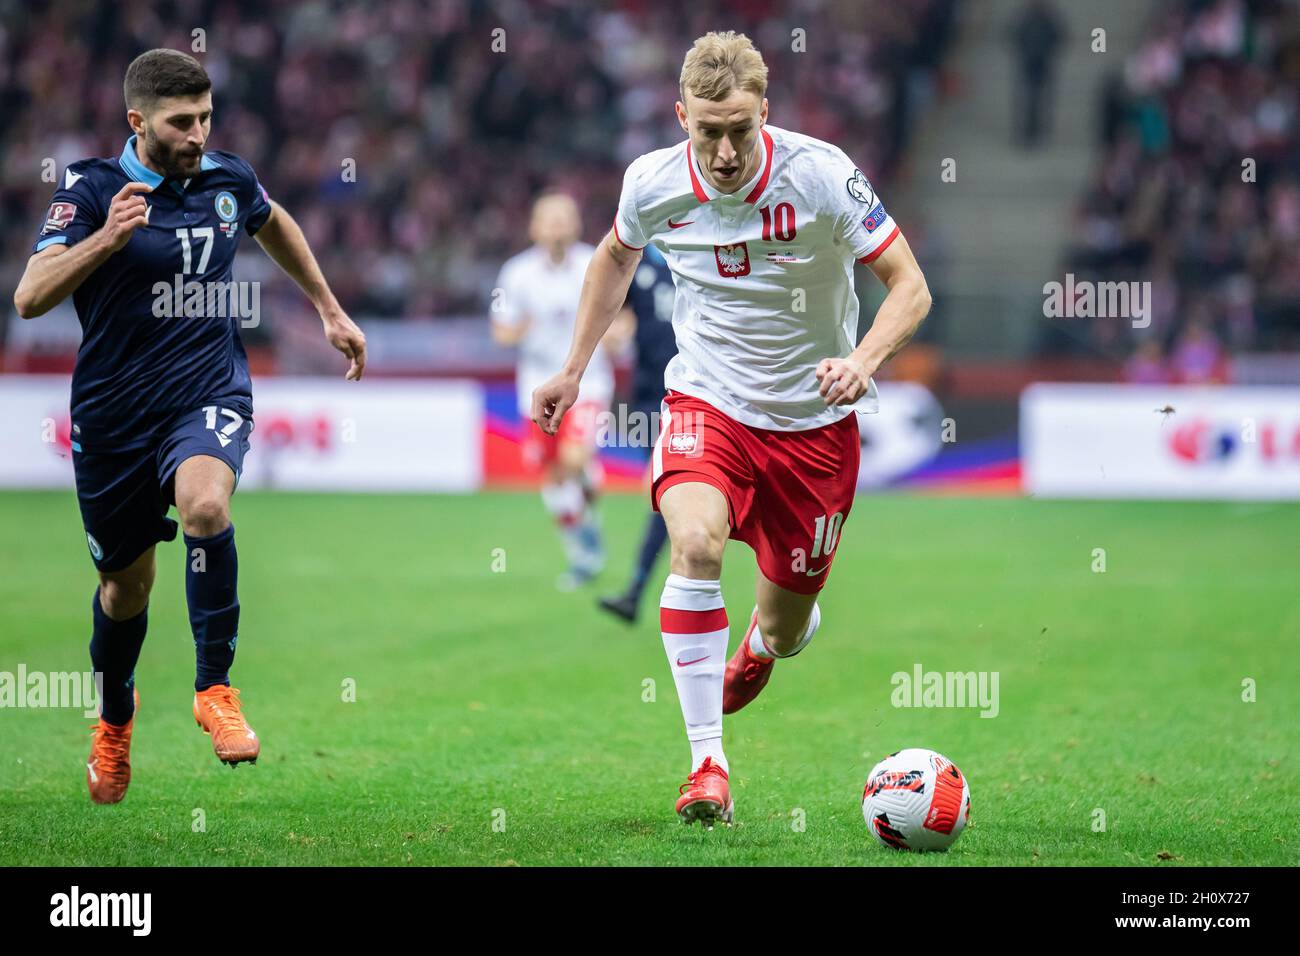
[32,135,273,452]
[628,243,678,408]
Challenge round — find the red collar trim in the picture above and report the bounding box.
[686,140,709,203]
[742,129,775,205]
[685,128,775,205]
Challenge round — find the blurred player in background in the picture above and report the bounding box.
[532,32,931,827]
[597,243,677,623]
[12,49,366,804]
[493,193,616,590]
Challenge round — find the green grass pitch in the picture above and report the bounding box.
[0,489,1296,866]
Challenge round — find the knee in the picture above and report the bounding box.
[671,525,726,579]
[99,575,151,621]
[756,607,813,657]
[178,491,230,537]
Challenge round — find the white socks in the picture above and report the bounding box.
[660,574,729,774]
[540,478,584,526]
[541,479,599,571]
[748,602,821,660]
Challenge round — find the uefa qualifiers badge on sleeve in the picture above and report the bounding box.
[845,169,875,206]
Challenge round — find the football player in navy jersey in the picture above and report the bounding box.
[13,49,366,804]
[597,243,678,623]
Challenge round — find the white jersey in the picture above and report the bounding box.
[494,242,614,417]
[613,124,900,431]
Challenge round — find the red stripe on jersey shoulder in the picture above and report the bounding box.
[743,129,775,205]
[660,606,729,634]
[857,225,900,264]
[612,217,645,250]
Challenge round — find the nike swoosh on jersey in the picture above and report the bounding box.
[667,218,694,229]
[65,169,84,189]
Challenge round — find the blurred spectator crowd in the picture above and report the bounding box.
[1058,0,1300,381]
[0,0,957,349]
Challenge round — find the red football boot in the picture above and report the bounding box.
[723,609,774,714]
[674,757,734,828]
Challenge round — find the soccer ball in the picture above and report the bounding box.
[862,748,970,852]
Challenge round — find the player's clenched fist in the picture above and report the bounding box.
[100,181,154,252]
[531,372,580,435]
[816,356,873,406]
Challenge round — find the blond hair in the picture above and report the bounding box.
[679,31,768,102]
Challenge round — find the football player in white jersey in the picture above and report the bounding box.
[532,33,932,826]
[493,193,616,589]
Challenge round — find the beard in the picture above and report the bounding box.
[142,128,202,179]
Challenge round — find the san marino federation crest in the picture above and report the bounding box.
[214,190,238,222]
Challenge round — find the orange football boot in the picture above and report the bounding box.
[193,685,260,766]
[675,757,734,828]
[87,689,140,805]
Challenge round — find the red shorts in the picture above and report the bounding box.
[523,400,602,470]
[651,391,861,594]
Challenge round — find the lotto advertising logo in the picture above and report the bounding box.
[1022,385,1300,499]
[1169,417,1300,466]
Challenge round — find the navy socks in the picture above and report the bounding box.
[629,512,669,600]
[89,590,147,726]
[184,523,240,692]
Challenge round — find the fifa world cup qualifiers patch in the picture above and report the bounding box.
[845,168,875,206]
[862,202,888,233]
[42,202,77,235]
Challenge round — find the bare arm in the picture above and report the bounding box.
[491,318,530,346]
[604,305,637,354]
[530,229,642,433]
[253,200,367,381]
[13,181,152,318]
[817,232,932,405]
[490,297,531,346]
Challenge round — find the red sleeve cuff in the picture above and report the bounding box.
[612,218,645,251]
[857,225,900,265]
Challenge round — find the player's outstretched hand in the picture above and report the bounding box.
[531,372,580,436]
[816,356,873,406]
[101,182,154,252]
[323,310,367,381]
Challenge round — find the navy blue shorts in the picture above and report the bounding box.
[72,399,253,573]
